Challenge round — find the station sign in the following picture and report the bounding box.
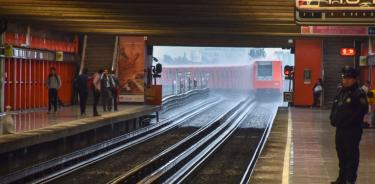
[296,0,375,25]
[301,26,375,36]
[340,48,356,56]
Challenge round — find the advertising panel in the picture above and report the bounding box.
[117,36,146,103]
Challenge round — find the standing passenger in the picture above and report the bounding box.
[110,70,120,111]
[361,80,370,94]
[92,69,103,116]
[330,66,368,184]
[312,78,323,107]
[100,69,113,111]
[77,68,89,115]
[46,67,61,113]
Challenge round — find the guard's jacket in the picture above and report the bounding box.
[330,83,368,129]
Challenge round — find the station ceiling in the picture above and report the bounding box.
[0,0,301,46]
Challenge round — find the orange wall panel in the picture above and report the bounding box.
[294,39,322,106]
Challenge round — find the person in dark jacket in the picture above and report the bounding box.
[330,66,368,184]
[110,70,120,111]
[77,68,89,115]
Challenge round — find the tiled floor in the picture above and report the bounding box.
[290,108,375,184]
[1,105,152,134]
[252,107,375,184]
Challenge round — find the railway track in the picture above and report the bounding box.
[108,97,255,184]
[186,102,278,184]
[52,95,245,184]
[1,96,220,184]
[108,101,278,184]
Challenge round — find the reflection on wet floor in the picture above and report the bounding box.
[1,105,139,134]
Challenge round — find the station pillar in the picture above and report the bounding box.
[294,39,323,106]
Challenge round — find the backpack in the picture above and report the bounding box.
[87,77,93,91]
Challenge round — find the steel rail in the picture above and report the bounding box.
[108,98,253,184]
[31,99,219,184]
[0,90,213,184]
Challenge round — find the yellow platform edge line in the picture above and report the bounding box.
[282,108,292,184]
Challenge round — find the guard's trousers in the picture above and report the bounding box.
[335,128,362,182]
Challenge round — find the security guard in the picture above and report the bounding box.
[330,66,368,184]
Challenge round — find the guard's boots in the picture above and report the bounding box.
[331,180,355,184]
[331,179,344,184]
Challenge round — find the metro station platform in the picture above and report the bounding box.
[0,104,160,175]
[3,105,159,133]
[251,107,375,184]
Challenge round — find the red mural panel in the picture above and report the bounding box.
[4,58,76,110]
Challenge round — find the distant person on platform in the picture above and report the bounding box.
[110,70,120,111]
[312,78,323,107]
[46,67,61,114]
[361,80,370,94]
[361,80,372,127]
[93,69,103,116]
[77,68,89,115]
[100,68,113,112]
[330,66,368,184]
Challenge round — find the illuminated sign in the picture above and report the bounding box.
[296,0,375,25]
[297,0,375,10]
[340,48,356,56]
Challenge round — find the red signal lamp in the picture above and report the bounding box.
[340,48,356,56]
[284,70,290,76]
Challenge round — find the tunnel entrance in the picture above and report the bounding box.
[153,46,295,104]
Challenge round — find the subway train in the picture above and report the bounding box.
[160,62,282,95]
[252,60,283,96]
[160,65,252,93]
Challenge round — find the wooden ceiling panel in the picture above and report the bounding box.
[0,0,300,46]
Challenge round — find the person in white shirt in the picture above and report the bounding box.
[312,78,323,107]
[100,69,113,112]
[46,67,61,113]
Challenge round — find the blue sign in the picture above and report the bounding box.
[369,27,375,35]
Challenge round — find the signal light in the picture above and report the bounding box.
[284,65,294,80]
[284,69,290,76]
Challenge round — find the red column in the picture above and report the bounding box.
[294,39,323,106]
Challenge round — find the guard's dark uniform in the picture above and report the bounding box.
[330,82,368,183]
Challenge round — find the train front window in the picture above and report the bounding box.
[257,63,273,80]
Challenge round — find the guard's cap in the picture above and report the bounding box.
[341,66,358,78]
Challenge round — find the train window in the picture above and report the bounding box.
[257,62,273,80]
[304,69,312,84]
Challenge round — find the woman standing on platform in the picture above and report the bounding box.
[93,69,103,116]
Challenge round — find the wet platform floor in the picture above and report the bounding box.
[1,105,152,134]
[251,107,375,184]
